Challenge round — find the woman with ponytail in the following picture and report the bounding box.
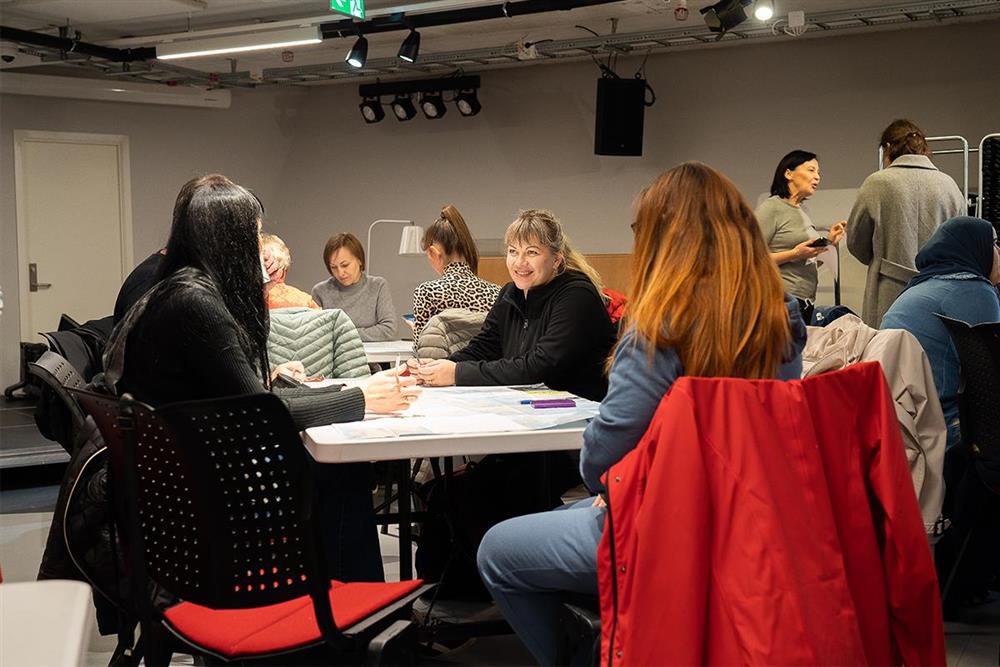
[476,163,807,666]
[410,205,501,342]
[416,208,616,402]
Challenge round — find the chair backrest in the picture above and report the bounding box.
[28,351,89,453]
[268,307,369,378]
[30,350,87,391]
[71,389,339,614]
[41,331,98,381]
[416,308,487,359]
[936,315,1000,492]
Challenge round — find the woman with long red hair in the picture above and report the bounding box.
[476,162,807,665]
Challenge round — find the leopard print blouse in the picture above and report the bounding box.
[411,261,502,341]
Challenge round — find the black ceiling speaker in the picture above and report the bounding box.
[594,77,647,157]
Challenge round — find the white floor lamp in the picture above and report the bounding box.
[366,219,425,274]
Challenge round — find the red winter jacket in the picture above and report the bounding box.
[598,362,944,666]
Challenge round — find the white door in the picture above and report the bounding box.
[14,131,132,342]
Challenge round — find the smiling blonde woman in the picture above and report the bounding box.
[415,209,616,402]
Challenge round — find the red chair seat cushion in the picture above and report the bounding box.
[163,579,423,659]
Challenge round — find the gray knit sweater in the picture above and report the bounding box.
[310,273,398,342]
[756,195,821,301]
[846,154,965,326]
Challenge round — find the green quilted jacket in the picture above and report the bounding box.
[267,307,370,379]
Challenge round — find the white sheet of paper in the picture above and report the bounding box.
[306,385,599,443]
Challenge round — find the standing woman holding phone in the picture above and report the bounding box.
[757,150,846,324]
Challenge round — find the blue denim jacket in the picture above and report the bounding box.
[881,274,1000,449]
[580,294,806,493]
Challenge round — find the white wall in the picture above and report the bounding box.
[2,19,997,386]
[0,87,306,384]
[267,19,997,336]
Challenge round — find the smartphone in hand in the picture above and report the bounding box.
[272,372,306,389]
[807,237,832,248]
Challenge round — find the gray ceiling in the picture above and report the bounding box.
[1,0,997,86]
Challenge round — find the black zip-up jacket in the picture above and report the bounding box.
[450,270,617,401]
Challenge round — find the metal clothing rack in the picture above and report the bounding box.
[977,133,1000,224]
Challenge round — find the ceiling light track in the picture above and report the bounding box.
[320,0,624,39]
[357,75,481,122]
[358,74,479,97]
[266,0,1000,84]
[0,25,154,62]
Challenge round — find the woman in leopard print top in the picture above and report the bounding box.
[412,205,501,343]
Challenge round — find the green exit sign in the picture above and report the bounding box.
[331,0,364,19]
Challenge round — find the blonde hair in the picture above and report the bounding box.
[504,209,605,295]
[260,232,291,271]
[624,162,790,378]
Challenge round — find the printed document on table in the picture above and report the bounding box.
[306,385,600,443]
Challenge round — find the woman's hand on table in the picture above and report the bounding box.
[361,372,421,413]
[415,359,457,387]
[270,360,306,383]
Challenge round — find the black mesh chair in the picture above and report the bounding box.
[933,315,1000,618]
[27,350,88,453]
[936,315,1000,492]
[71,388,431,666]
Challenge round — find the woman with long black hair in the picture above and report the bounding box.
[107,174,418,581]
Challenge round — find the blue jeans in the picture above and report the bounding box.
[477,497,604,665]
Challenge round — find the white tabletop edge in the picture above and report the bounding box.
[304,425,586,463]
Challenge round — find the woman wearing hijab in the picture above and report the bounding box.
[881,216,1000,449]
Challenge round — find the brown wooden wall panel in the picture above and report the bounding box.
[478,253,633,294]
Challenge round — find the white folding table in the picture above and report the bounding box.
[303,385,594,579]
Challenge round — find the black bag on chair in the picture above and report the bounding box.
[415,452,580,601]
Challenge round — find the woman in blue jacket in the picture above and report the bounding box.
[476,163,807,665]
[881,216,1000,449]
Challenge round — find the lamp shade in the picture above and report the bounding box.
[399,225,425,255]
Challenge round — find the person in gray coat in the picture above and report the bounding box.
[847,118,965,326]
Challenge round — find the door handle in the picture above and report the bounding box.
[29,263,52,292]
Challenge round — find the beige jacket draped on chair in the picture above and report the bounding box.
[803,314,946,541]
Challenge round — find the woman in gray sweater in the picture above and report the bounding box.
[311,232,398,341]
[756,149,846,324]
[847,119,965,327]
